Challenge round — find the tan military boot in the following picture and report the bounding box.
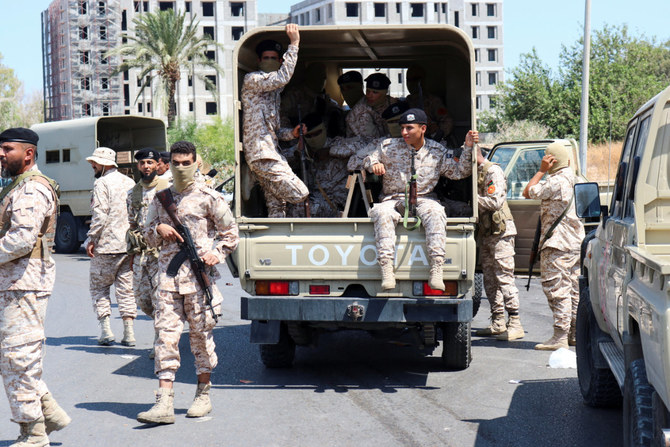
[568,318,577,346]
[475,313,506,336]
[380,260,396,290]
[121,319,136,347]
[137,388,175,424]
[186,382,212,418]
[12,417,49,447]
[534,328,569,351]
[428,257,445,291]
[496,315,525,341]
[98,315,114,345]
[41,393,71,434]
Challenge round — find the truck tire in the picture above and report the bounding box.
[440,322,471,370]
[54,211,81,253]
[623,359,653,447]
[652,391,670,447]
[259,323,296,368]
[472,273,483,318]
[576,286,622,407]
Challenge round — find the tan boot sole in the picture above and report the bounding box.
[496,330,524,341]
[534,342,568,351]
[137,413,175,424]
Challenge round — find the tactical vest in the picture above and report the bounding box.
[126,179,168,256]
[0,170,60,259]
[478,161,513,237]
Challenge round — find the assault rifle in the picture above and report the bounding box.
[156,189,218,323]
[526,216,542,291]
[403,148,421,230]
[297,104,311,217]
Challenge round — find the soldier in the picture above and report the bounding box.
[346,73,397,138]
[86,147,137,346]
[405,65,454,142]
[337,70,364,109]
[523,142,584,350]
[0,128,71,446]
[474,146,524,340]
[241,24,309,218]
[126,148,169,356]
[157,151,172,181]
[364,109,477,290]
[137,140,238,424]
[280,62,337,128]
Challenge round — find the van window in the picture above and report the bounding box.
[624,115,651,217]
[46,150,60,164]
[489,146,515,170]
[611,123,636,218]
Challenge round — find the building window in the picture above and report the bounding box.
[232,27,244,41]
[189,102,194,112]
[231,2,244,16]
[137,77,142,87]
[98,1,106,15]
[205,50,215,61]
[471,3,478,16]
[454,11,459,27]
[185,1,191,12]
[327,4,333,17]
[82,104,91,116]
[101,77,109,89]
[345,3,359,17]
[122,10,127,30]
[374,3,385,17]
[205,75,217,90]
[78,0,88,14]
[397,72,402,84]
[487,49,496,62]
[143,1,149,11]
[99,25,107,40]
[410,3,424,17]
[206,102,217,115]
[315,8,321,22]
[487,26,496,39]
[124,84,130,106]
[476,95,481,110]
[486,3,495,16]
[100,51,108,64]
[46,150,60,164]
[80,51,90,64]
[79,26,89,39]
[147,102,151,113]
[203,26,214,39]
[489,95,497,108]
[159,2,174,11]
[123,70,128,80]
[80,77,90,90]
[471,26,478,39]
[138,103,143,113]
[475,71,480,86]
[135,1,148,12]
[102,103,110,116]
[441,3,446,13]
[474,49,480,62]
[202,1,214,16]
[396,2,401,13]
[488,71,497,85]
[62,149,71,162]
[188,76,193,87]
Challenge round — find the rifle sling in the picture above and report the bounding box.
[538,193,575,252]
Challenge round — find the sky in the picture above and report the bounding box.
[0,0,668,95]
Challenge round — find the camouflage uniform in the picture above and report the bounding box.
[527,166,585,332]
[241,44,309,218]
[406,93,453,138]
[364,138,472,262]
[329,136,378,172]
[144,182,239,382]
[477,162,519,315]
[0,166,58,423]
[346,96,397,139]
[88,168,137,319]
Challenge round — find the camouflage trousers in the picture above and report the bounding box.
[250,158,309,218]
[133,254,159,319]
[480,235,519,315]
[0,291,50,423]
[540,247,580,332]
[153,289,221,382]
[90,253,136,320]
[370,197,447,262]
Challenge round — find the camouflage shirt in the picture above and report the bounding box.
[345,96,396,138]
[0,166,56,291]
[407,93,453,137]
[364,138,473,200]
[477,162,516,238]
[87,168,135,254]
[144,182,239,294]
[241,44,299,164]
[527,166,585,252]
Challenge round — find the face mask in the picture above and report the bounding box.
[259,59,281,73]
[304,125,327,150]
[171,163,198,193]
[386,121,401,138]
[341,87,364,108]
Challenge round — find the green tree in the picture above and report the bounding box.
[110,10,224,128]
[168,117,235,166]
[0,52,23,130]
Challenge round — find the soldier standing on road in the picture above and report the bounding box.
[474,146,524,340]
[364,109,477,291]
[86,147,137,346]
[346,73,397,138]
[0,128,71,446]
[523,142,584,350]
[126,148,169,356]
[137,141,239,424]
[241,24,309,218]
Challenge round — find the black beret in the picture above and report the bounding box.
[337,71,363,85]
[365,73,391,90]
[159,151,171,162]
[0,127,39,146]
[255,39,283,58]
[399,108,428,125]
[381,101,410,120]
[302,113,323,132]
[134,147,159,161]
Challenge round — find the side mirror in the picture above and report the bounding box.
[574,182,601,219]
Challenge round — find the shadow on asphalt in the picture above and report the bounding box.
[471,337,539,350]
[464,377,623,447]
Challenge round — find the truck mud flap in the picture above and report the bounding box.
[241,296,472,323]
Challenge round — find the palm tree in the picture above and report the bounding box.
[110,9,224,128]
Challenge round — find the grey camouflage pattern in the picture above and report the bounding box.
[87,168,135,253]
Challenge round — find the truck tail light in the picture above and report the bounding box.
[309,285,330,295]
[255,280,298,295]
[413,280,459,296]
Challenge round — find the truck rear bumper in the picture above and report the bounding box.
[240,295,472,323]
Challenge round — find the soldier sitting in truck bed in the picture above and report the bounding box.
[346,73,398,139]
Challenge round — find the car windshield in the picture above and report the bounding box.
[489,146,516,170]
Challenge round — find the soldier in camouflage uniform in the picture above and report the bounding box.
[474,146,524,341]
[0,128,70,446]
[241,24,309,218]
[337,71,364,109]
[126,148,169,357]
[405,65,454,143]
[137,141,239,425]
[523,142,584,350]
[346,73,398,139]
[364,109,477,291]
[86,147,137,347]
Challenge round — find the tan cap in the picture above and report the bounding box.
[86,147,118,167]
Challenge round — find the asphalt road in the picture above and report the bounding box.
[0,251,623,447]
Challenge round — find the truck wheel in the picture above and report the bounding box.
[54,211,81,253]
[623,359,653,447]
[652,391,670,447]
[576,286,622,407]
[440,322,471,370]
[472,273,483,318]
[259,323,296,368]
